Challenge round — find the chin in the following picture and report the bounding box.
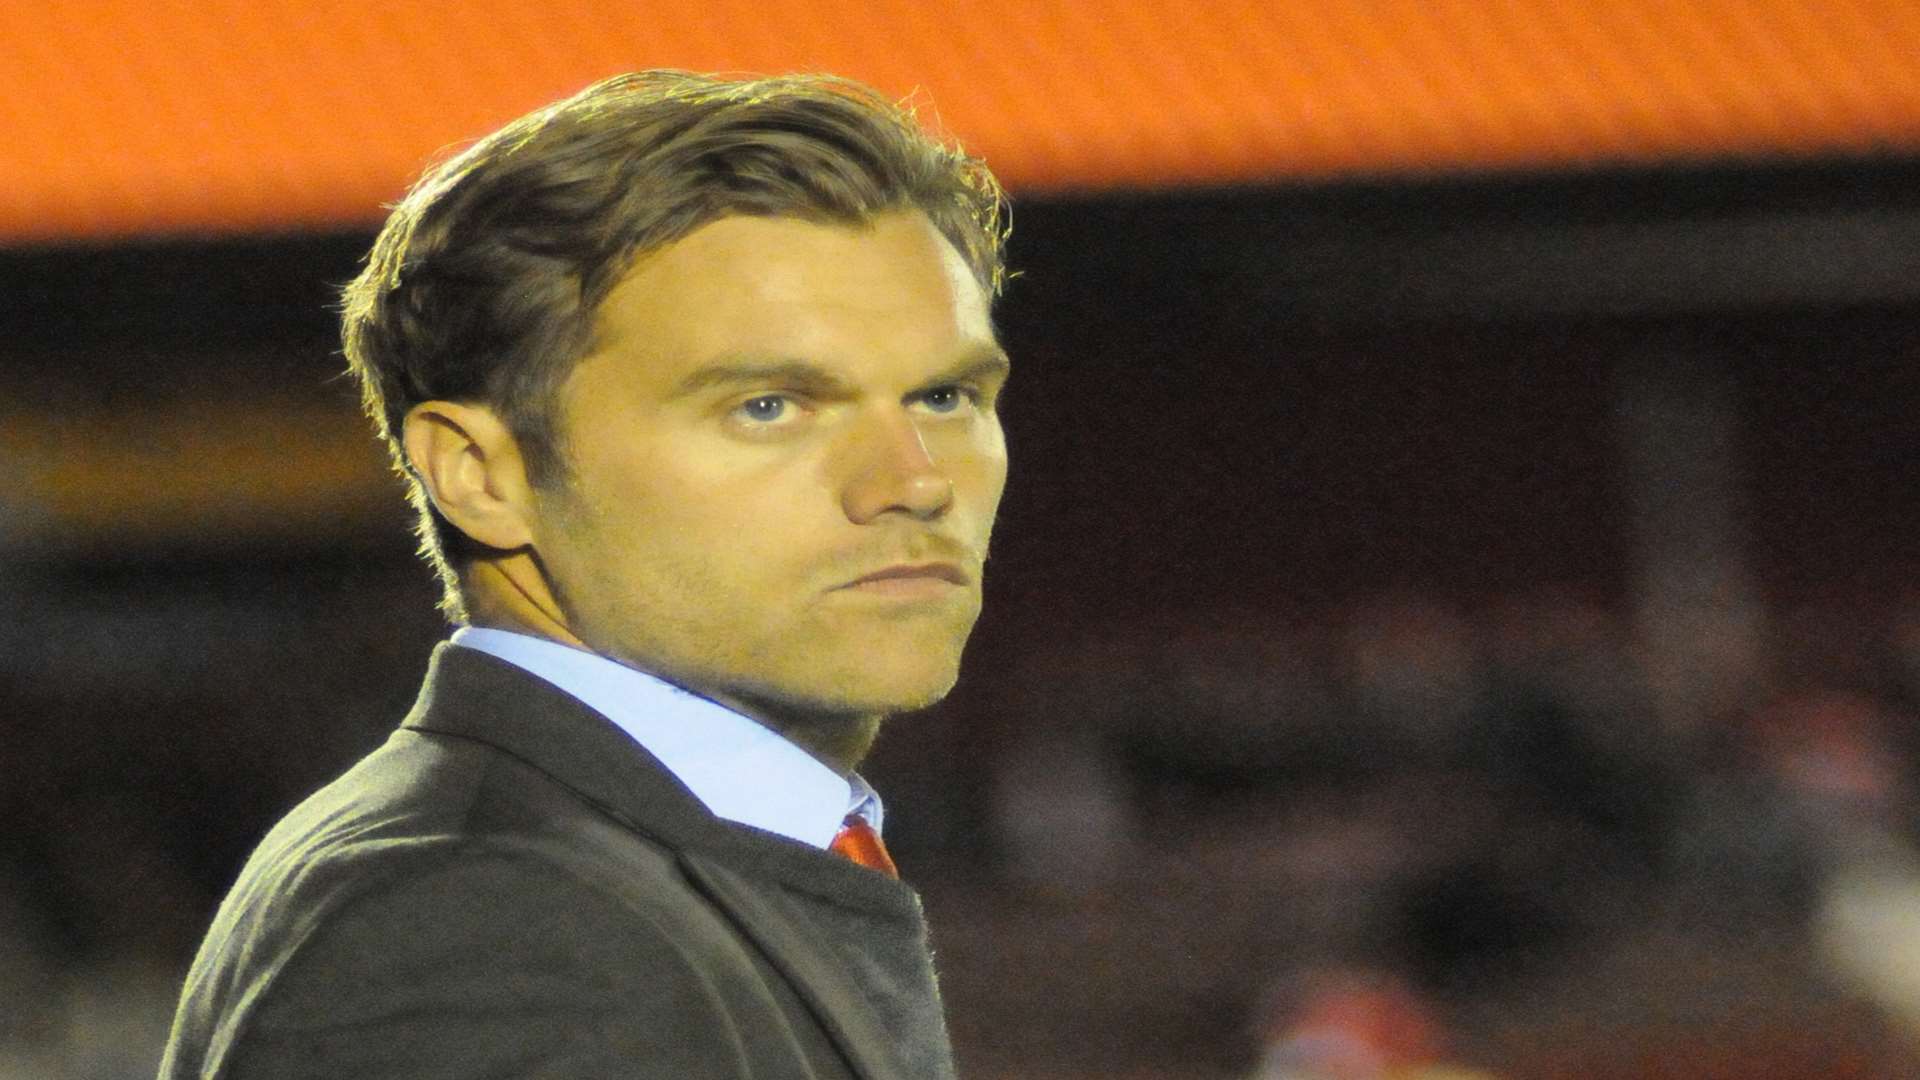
[831,669,961,717]
[770,651,965,720]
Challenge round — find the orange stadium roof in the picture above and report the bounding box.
[3,0,1920,243]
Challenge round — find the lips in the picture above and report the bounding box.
[841,562,969,589]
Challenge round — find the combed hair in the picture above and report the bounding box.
[341,70,1010,621]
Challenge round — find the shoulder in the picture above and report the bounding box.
[199,725,725,980]
[171,773,795,1078]
[262,836,723,1009]
[189,839,770,1078]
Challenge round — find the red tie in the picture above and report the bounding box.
[829,815,899,878]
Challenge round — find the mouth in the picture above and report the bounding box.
[838,562,971,592]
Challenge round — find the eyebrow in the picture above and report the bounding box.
[666,345,1011,400]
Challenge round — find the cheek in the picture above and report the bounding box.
[961,429,1010,509]
[647,460,832,571]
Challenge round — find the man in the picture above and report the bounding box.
[161,70,1011,1079]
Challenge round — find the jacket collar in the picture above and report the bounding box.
[400,642,919,911]
[399,643,939,1080]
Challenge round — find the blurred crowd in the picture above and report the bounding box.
[9,578,1920,1077]
[0,564,444,1079]
[945,588,1920,1077]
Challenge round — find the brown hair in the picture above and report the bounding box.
[341,70,1010,620]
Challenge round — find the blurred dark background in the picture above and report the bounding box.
[8,4,1920,1078]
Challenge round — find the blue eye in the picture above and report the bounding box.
[739,395,788,422]
[920,387,968,414]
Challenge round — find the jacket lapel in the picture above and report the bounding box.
[403,644,951,1080]
[678,853,908,1080]
[401,644,722,848]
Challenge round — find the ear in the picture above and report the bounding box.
[401,401,537,552]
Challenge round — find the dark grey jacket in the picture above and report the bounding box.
[160,644,956,1079]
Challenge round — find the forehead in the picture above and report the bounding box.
[588,211,994,375]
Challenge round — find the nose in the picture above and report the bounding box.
[839,411,955,524]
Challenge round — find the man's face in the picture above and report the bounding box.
[530,210,1009,722]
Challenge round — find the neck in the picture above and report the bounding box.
[464,552,586,648]
[463,554,883,775]
[743,706,884,777]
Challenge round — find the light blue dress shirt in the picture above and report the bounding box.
[450,626,882,850]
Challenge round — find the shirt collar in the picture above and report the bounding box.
[449,626,881,849]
